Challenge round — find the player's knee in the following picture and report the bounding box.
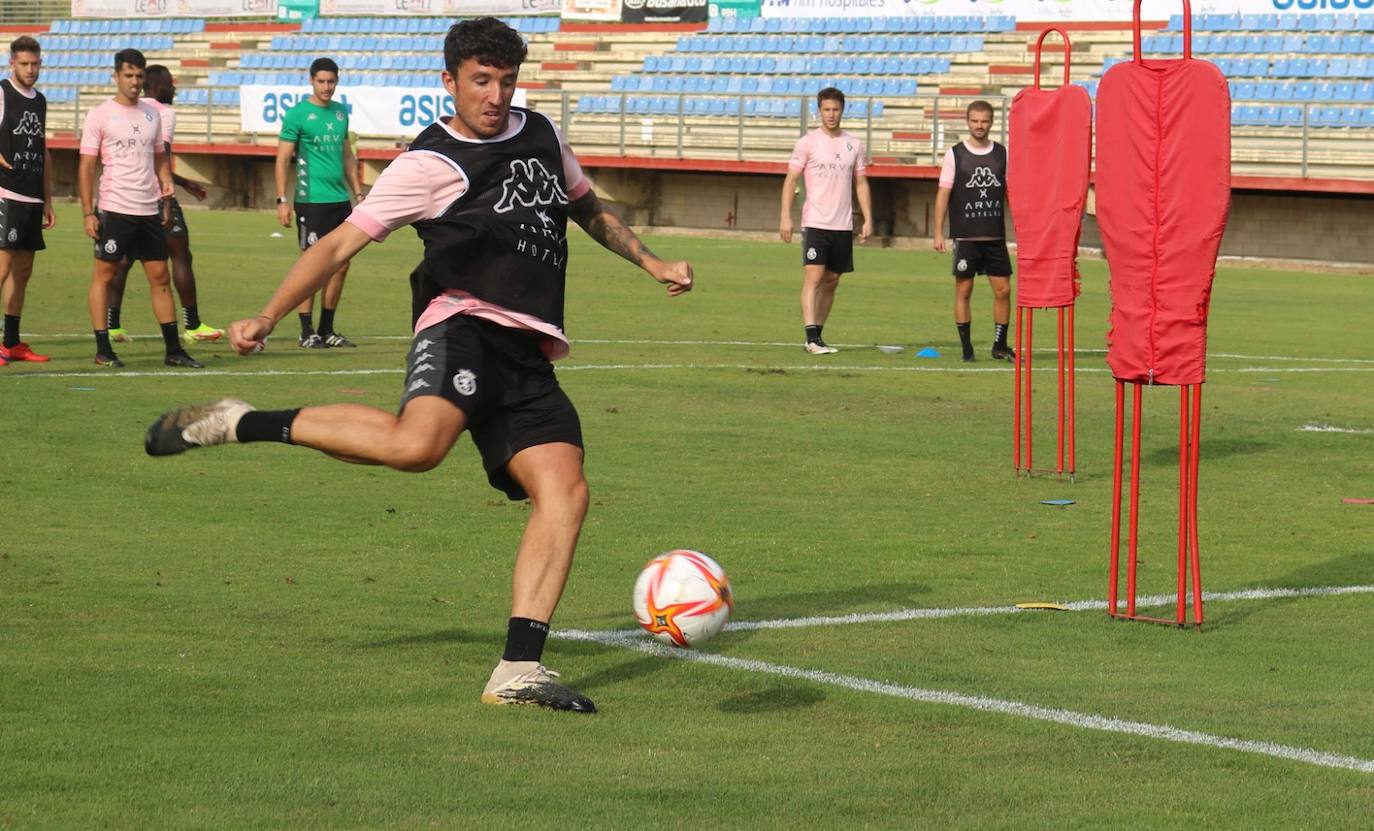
[391,441,447,472]
[992,283,1011,301]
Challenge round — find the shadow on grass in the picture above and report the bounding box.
[1199,549,1374,630]
[1142,437,1271,467]
[716,683,826,714]
[358,627,501,650]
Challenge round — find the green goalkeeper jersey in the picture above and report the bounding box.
[279,97,350,204]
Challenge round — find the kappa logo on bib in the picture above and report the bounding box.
[453,369,477,397]
[494,158,568,214]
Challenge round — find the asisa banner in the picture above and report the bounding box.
[240,85,528,138]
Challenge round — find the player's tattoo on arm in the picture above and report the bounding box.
[568,191,656,267]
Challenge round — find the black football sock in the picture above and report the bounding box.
[235,409,301,444]
[502,617,550,663]
[299,312,314,337]
[804,324,821,344]
[94,330,113,355]
[183,304,202,331]
[957,321,973,355]
[994,323,1008,348]
[3,314,20,348]
[107,306,122,329]
[318,307,336,337]
[160,321,181,355]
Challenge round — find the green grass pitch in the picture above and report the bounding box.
[2,204,1372,828]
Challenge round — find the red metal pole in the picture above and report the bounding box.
[1060,303,1071,472]
[1056,307,1066,476]
[1026,309,1034,473]
[1126,382,1143,617]
[1190,384,1204,625]
[1108,380,1125,615]
[1014,305,1024,472]
[1176,385,1190,625]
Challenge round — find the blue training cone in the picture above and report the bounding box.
[916,347,940,358]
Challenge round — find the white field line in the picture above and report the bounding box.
[1299,423,1374,434]
[560,584,1374,640]
[554,629,1374,775]
[17,333,1374,366]
[556,583,1374,775]
[11,363,1374,382]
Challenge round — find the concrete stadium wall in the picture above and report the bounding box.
[47,149,1374,268]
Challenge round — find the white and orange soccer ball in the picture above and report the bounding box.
[632,549,733,648]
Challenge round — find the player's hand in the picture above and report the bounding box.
[185,181,208,201]
[160,180,175,199]
[779,218,793,244]
[229,315,274,355]
[42,203,55,230]
[276,202,291,228]
[859,220,873,245]
[653,260,693,297]
[83,213,99,240]
[933,233,947,253]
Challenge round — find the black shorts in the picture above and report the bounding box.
[166,197,189,241]
[399,315,583,501]
[296,201,352,250]
[951,239,1013,279]
[94,210,167,262]
[801,227,854,274]
[0,198,46,252]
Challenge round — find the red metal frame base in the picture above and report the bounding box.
[1013,304,1076,478]
[1107,381,1204,627]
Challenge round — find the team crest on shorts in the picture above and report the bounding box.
[453,369,477,397]
[7,229,16,243]
[806,247,817,261]
[104,240,118,254]
[306,232,318,245]
[957,258,968,272]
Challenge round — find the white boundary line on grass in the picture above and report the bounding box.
[1299,423,1374,434]
[10,364,1374,382]
[554,630,1374,775]
[556,583,1374,775]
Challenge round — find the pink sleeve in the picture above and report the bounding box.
[854,139,867,176]
[938,148,956,188]
[161,108,176,146]
[347,151,468,242]
[788,134,809,171]
[79,107,102,155]
[540,112,590,201]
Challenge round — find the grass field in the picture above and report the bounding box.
[3,203,1373,828]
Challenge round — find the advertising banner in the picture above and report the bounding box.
[72,0,277,17]
[621,0,708,22]
[757,0,1367,22]
[710,0,762,18]
[561,0,622,20]
[240,85,528,138]
[276,0,319,20]
[318,0,557,14]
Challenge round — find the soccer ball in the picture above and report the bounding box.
[632,549,733,648]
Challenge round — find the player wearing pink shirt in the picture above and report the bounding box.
[0,36,56,366]
[779,87,873,355]
[934,100,1015,362]
[78,49,200,368]
[146,18,694,714]
[106,66,223,347]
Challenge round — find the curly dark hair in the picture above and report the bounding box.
[144,64,175,105]
[444,16,527,76]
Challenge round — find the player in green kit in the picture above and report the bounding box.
[275,57,361,348]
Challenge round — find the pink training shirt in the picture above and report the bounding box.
[0,80,43,204]
[80,98,165,216]
[146,98,176,147]
[788,128,867,231]
[347,110,591,361]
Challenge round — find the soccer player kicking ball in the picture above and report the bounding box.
[146,18,693,713]
[79,48,201,368]
[0,36,56,367]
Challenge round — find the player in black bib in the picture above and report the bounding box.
[0,36,55,366]
[933,101,1015,362]
[146,18,694,714]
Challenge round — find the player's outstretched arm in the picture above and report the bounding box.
[567,190,692,296]
[228,222,373,354]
